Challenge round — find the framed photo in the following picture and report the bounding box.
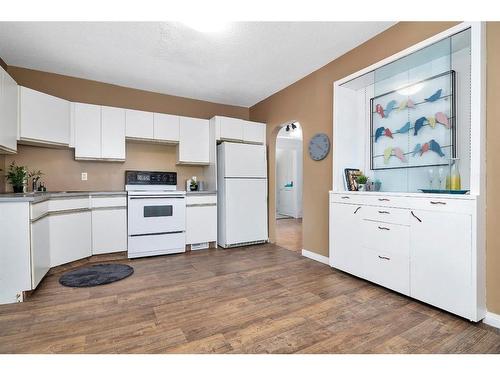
[344,168,361,191]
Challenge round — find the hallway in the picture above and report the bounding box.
[275,218,303,252]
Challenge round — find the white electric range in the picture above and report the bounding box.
[125,171,186,258]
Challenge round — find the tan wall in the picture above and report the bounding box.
[2,67,249,192]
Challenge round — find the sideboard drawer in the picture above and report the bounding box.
[361,206,409,225]
[330,193,409,209]
[362,220,409,256]
[410,197,475,215]
[362,246,410,295]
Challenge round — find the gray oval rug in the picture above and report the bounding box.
[59,264,134,287]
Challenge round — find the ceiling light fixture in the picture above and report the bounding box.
[182,20,228,33]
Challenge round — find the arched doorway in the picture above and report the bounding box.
[275,122,303,252]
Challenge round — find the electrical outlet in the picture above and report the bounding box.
[81,172,88,181]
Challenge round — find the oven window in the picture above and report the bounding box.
[144,205,173,217]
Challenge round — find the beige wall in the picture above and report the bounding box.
[2,67,249,192]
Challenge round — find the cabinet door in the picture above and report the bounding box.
[125,109,154,140]
[178,116,210,164]
[329,202,363,277]
[19,86,70,146]
[410,210,472,319]
[31,216,50,289]
[0,69,18,153]
[243,121,266,144]
[50,211,92,267]
[218,117,243,141]
[92,208,127,255]
[186,204,217,244]
[74,103,101,159]
[154,113,179,142]
[101,106,126,160]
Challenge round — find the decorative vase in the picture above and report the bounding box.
[13,185,24,193]
[358,183,366,191]
[374,181,382,191]
[449,158,461,190]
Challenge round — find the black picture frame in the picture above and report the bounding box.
[344,168,361,191]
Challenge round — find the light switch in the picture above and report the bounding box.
[81,172,88,181]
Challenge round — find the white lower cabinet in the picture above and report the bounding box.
[50,210,92,267]
[30,215,51,289]
[329,192,482,322]
[410,209,472,319]
[92,208,127,255]
[186,195,217,246]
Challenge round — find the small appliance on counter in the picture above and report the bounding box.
[125,171,186,259]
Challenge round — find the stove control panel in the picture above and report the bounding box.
[125,171,177,186]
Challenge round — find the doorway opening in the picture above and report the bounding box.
[275,122,303,252]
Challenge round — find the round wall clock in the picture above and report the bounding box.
[308,133,330,161]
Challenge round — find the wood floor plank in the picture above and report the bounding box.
[0,243,498,353]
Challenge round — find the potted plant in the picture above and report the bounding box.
[5,161,27,193]
[356,174,368,191]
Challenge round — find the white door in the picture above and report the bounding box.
[74,102,101,159]
[186,205,217,244]
[154,113,179,142]
[19,86,70,146]
[31,215,50,288]
[218,116,244,141]
[225,178,268,245]
[178,116,209,164]
[243,121,266,144]
[125,109,154,140]
[0,69,18,153]
[410,210,473,319]
[101,106,126,160]
[329,202,364,277]
[92,208,127,255]
[222,142,267,178]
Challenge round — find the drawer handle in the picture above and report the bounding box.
[411,210,422,222]
[354,206,362,214]
[378,198,390,202]
[341,196,350,199]
[378,226,390,231]
[378,255,391,261]
[430,201,446,205]
[378,210,390,214]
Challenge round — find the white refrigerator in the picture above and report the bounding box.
[217,142,268,248]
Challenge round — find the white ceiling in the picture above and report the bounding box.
[0,22,395,107]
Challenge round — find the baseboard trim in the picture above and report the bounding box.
[301,249,329,265]
[483,311,500,329]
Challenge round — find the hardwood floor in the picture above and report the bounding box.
[0,244,499,354]
[275,218,302,252]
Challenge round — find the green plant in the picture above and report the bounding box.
[5,161,27,191]
[356,174,368,184]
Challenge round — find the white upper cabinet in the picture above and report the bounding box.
[19,86,70,146]
[178,116,210,164]
[74,103,126,161]
[74,103,101,159]
[243,121,266,144]
[125,109,154,140]
[101,106,126,160]
[214,116,266,144]
[0,68,18,153]
[153,113,179,142]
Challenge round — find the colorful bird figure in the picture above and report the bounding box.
[427,116,436,128]
[420,142,430,156]
[429,139,445,157]
[412,143,422,157]
[435,112,451,128]
[414,117,426,136]
[397,100,407,111]
[375,104,385,118]
[383,147,393,164]
[396,121,411,134]
[425,89,442,102]
[384,100,398,117]
[393,147,407,163]
[407,98,416,108]
[374,127,385,142]
[384,128,393,139]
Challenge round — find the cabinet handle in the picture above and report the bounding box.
[354,206,361,214]
[378,210,390,214]
[430,201,446,205]
[378,255,391,261]
[411,210,422,222]
[377,226,390,231]
[341,196,350,199]
[378,198,390,202]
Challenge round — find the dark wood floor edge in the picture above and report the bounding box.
[47,251,128,276]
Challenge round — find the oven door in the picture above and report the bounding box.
[128,195,186,236]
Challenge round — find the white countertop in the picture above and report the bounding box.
[0,191,127,203]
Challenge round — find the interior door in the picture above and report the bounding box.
[225,178,268,245]
[223,143,267,178]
